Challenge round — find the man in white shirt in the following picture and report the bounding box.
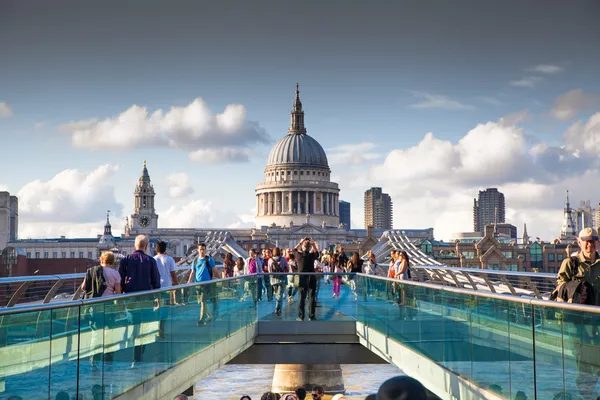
[154,241,179,338]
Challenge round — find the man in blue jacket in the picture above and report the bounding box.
[119,234,161,368]
[188,242,218,325]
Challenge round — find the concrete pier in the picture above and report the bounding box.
[271,364,345,394]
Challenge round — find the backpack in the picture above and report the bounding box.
[550,256,596,305]
[271,258,283,273]
[84,265,107,299]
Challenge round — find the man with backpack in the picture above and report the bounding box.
[268,247,289,316]
[187,242,218,325]
[118,235,161,368]
[556,227,600,398]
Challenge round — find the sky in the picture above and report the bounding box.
[1,0,600,241]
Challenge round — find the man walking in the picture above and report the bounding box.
[294,237,319,321]
[187,243,218,325]
[119,235,161,368]
[154,240,178,338]
[557,227,600,398]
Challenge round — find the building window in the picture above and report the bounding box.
[294,171,297,175]
[502,251,513,259]
[548,253,555,262]
[52,252,57,258]
[79,252,84,258]
[487,263,500,270]
[35,252,40,258]
[44,252,49,259]
[88,251,93,259]
[27,252,31,258]
[462,251,475,259]
[507,264,518,271]
[313,171,315,175]
[557,254,564,262]
[70,251,75,258]
[529,242,543,270]
[287,171,291,175]
[300,171,304,175]
[62,252,66,258]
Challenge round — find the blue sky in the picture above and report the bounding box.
[1,0,599,241]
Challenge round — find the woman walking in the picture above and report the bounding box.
[363,250,377,297]
[345,252,363,300]
[268,247,289,316]
[222,252,235,278]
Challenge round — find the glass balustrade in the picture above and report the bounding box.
[1,273,598,399]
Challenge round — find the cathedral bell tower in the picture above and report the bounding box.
[129,160,159,235]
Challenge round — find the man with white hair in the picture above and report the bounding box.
[119,234,161,367]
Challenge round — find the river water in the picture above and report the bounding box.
[193,364,405,399]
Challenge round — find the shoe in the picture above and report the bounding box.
[196,319,205,326]
[309,316,317,321]
[296,317,304,321]
[275,309,281,316]
[130,362,137,369]
[332,294,336,298]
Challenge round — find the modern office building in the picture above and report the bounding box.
[574,200,596,232]
[0,192,18,251]
[364,187,393,230]
[473,188,505,233]
[339,200,351,230]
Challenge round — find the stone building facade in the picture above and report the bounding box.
[255,84,340,228]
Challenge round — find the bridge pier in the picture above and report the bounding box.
[271,364,345,394]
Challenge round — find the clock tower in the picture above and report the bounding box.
[129,160,159,235]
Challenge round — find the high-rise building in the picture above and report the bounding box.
[0,191,18,251]
[339,200,351,230]
[364,187,393,230]
[574,200,596,232]
[473,188,505,233]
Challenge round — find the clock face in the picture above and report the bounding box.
[139,216,150,227]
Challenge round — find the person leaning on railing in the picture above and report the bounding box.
[556,227,600,398]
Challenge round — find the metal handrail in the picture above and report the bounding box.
[412,265,556,279]
[1,272,598,316]
[360,273,600,314]
[0,274,247,316]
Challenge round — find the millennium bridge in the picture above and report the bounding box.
[1,231,598,399]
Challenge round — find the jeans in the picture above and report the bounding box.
[264,278,273,301]
[273,283,285,311]
[298,275,317,320]
[256,277,263,301]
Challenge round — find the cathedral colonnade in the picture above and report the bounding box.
[256,190,339,216]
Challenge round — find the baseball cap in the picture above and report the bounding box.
[578,227,599,241]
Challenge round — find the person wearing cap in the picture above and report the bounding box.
[557,227,600,305]
[557,227,600,398]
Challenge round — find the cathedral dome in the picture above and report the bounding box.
[266,133,329,168]
[265,84,329,169]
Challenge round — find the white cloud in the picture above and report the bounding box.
[528,64,563,74]
[0,102,14,118]
[188,147,250,164]
[510,76,543,88]
[409,92,474,110]
[563,112,600,154]
[0,184,9,192]
[18,218,126,240]
[551,89,597,121]
[160,200,254,229]
[327,142,381,166]
[334,113,600,242]
[166,173,194,198]
[34,122,46,129]
[17,164,122,223]
[59,98,270,162]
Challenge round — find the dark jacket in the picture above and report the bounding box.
[294,249,318,273]
[119,250,161,293]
